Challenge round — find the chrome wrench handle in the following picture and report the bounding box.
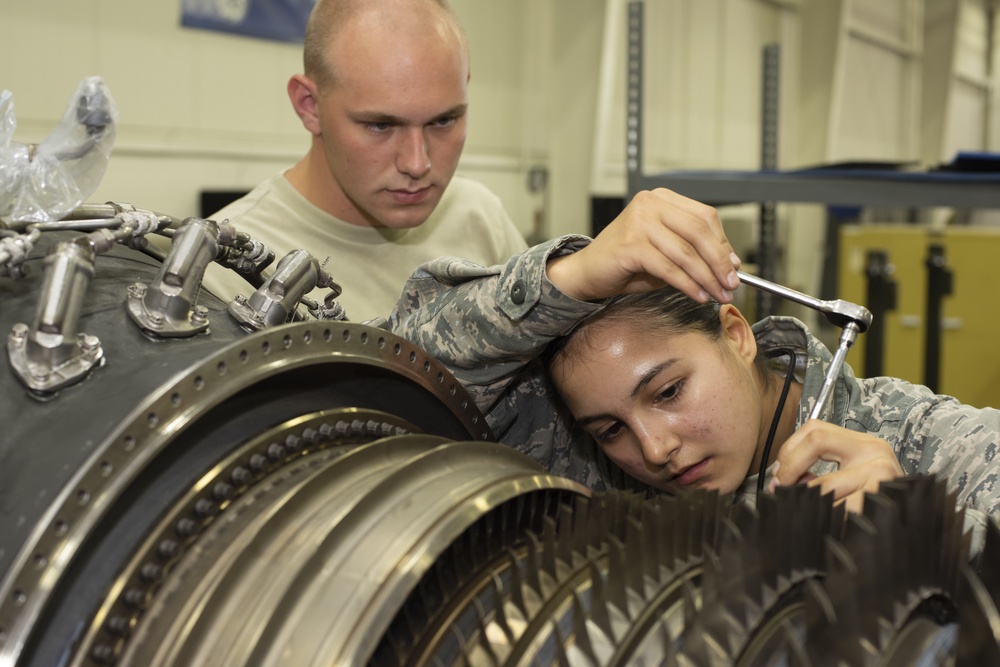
[735,271,872,420]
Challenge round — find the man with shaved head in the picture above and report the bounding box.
[204,0,527,322]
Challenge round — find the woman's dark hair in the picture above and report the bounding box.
[544,285,773,383]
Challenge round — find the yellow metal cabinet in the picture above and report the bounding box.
[839,225,1000,409]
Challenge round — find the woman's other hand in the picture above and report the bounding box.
[769,420,905,514]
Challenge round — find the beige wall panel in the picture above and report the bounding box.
[93,153,292,220]
[834,41,912,161]
[675,0,723,167]
[850,0,912,42]
[954,0,990,80]
[452,1,525,156]
[718,0,791,168]
[640,0,694,170]
[943,80,988,159]
[1,3,102,123]
[547,0,604,237]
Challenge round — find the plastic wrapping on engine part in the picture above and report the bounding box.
[0,76,118,224]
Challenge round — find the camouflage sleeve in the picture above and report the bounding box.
[890,387,1000,517]
[387,235,668,496]
[388,235,602,413]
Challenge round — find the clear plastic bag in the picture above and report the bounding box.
[0,76,118,224]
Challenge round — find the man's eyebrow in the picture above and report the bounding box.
[573,359,678,429]
[352,104,468,125]
[352,111,406,124]
[436,104,468,118]
[426,104,469,123]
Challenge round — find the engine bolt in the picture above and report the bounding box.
[158,539,180,560]
[80,334,100,354]
[248,454,269,472]
[212,482,234,501]
[175,518,199,537]
[284,434,303,453]
[9,323,27,344]
[230,466,252,485]
[194,499,218,518]
[107,615,132,637]
[122,588,146,609]
[91,643,116,665]
[140,563,162,582]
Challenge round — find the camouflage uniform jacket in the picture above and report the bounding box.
[390,236,1000,525]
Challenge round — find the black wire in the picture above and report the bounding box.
[757,347,797,497]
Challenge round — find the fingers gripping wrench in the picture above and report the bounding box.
[736,272,873,420]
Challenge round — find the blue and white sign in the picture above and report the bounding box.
[182,0,316,43]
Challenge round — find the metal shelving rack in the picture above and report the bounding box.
[624,0,1000,375]
[624,2,1000,211]
[624,0,1000,323]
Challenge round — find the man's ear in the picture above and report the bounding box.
[288,74,322,136]
[719,303,757,362]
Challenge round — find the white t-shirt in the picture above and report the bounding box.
[202,172,527,323]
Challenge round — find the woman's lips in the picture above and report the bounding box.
[673,458,709,486]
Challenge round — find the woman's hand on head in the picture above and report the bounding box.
[545,188,741,304]
[769,420,905,514]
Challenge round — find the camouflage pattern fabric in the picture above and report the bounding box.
[390,235,650,493]
[742,316,998,550]
[390,237,1000,528]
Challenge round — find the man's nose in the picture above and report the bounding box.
[397,128,431,179]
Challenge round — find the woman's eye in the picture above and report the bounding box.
[658,381,683,402]
[595,422,624,443]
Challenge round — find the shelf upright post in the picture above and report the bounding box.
[626,1,644,201]
[923,244,952,392]
[863,249,897,377]
[758,43,781,318]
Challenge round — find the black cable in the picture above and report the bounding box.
[757,347,797,496]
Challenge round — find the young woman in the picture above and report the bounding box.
[544,284,997,519]
[390,188,998,534]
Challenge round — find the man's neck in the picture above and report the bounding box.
[284,151,331,212]
[284,149,374,227]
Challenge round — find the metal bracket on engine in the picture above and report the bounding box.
[126,217,219,337]
[228,249,324,331]
[6,239,104,393]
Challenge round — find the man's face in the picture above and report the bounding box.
[312,26,469,229]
